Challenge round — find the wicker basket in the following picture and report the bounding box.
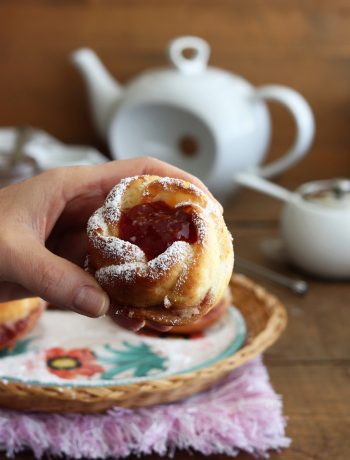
[0,274,287,413]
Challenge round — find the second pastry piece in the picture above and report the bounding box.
[87,175,234,327]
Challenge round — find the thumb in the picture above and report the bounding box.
[9,238,109,317]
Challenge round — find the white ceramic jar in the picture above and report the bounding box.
[236,174,350,279]
[281,180,350,278]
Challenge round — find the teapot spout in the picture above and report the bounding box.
[71,48,122,138]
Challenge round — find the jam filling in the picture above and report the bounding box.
[0,309,37,349]
[119,200,197,260]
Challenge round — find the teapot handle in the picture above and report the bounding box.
[168,36,210,74]
[254,85,315,177]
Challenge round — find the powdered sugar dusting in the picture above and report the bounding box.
[87,175,222,293]
[95,241,192,285]
[104,176,141,224]
[148,241,192,279]
[96,262,146,285]
[179,306,200,319]
[191,210,207,245]
[203,195,222,216]
[174,262,190,293]
[164,296,171,309]
[88,208,108,235]
[156,177,200,193]
[154,177,221,217]
[88,209,146,263]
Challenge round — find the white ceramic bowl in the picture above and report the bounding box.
[281,180,350,278]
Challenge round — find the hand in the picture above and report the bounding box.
[108,311,174,333]
[0,157,217,323]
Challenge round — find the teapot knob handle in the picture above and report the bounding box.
[168,36,210,74]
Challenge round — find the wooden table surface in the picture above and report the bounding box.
[1,2,349,459]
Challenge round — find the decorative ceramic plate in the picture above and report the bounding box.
[0,307,245,388]
[0,275,287,413]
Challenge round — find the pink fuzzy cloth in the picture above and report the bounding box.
[0,357,290,458]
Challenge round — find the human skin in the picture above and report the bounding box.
[0,157,216,330]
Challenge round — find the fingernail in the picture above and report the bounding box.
[146,320,172,332]
[73,286,110,317]
[131,320,146,332]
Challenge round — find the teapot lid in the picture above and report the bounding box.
[167,36,210,74]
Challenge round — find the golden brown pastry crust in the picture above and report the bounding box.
[87,175,234,326]
[0,298,46,350]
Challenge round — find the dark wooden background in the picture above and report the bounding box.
[1,0,350,185]
[0,2,349,460]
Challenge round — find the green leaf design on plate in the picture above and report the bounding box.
[0,337,34,358]
[98,341,167,379]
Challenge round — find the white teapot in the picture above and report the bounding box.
[71,36,315,198]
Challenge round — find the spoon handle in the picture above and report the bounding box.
[236,256,308,295]
[235,172,294,203]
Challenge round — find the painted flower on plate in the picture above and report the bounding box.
[45,347,104,379]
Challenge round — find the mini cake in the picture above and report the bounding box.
[0,298,46,350]
[87,175,233,328]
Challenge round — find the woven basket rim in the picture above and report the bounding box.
[0,273,287,407]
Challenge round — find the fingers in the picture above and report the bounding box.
[55,157,214,202]
[36,158,222,233]
[110,312,146,332]
[110,311,173,333]
[6,236,109,318]
[0,282,33,303]
[102,157,223,212]
[145,320,173,332]
[136,157,212,196]
[47,227,88,266]
[53,194,107,231]
[49,157,223,236]
[0,157,221,323]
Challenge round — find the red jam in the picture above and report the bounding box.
[0,315,33,350]
[119,200,197,260]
